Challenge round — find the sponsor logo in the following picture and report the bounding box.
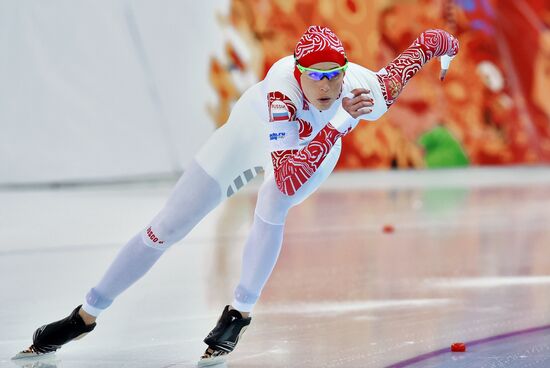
[146,226,165,244]
[269,132,286,141]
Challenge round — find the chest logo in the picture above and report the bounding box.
[270,132,286,141]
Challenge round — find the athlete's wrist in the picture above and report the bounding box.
[330,104,359,133]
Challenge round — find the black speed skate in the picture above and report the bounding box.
[12,305,96,359]
[198,305,251,367]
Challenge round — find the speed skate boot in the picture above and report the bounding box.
[12,305,96,359]
[198,305,251,367]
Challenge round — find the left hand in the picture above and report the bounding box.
[439,55,455,81]
[342,88,374,118]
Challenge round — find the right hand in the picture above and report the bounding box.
[342,88,374,118]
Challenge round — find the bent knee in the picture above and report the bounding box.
[141,222,181,250]
[254,178,295,225]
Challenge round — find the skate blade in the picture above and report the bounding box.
[197,355,227,367]
[74,331,90,341]
[11,348,54,360]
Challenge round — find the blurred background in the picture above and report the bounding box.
[1,0,549,185]
[2,2,550,366]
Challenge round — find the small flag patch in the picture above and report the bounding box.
[270,100,290,122]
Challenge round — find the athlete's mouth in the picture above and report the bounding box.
[318,97,332,103]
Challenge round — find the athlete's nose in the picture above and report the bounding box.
[318,78,330,92]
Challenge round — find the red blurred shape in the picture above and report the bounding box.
[451,342,466,352]
[383,224,395,233]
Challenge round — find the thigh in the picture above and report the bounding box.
[195,84,271,198]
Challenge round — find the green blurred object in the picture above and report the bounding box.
[418,126,470,168]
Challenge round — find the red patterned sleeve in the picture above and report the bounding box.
[271,124,345,196]
[267,92,347,196]
[377,29,460,107]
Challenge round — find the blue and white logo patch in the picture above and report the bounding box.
[268,121,300,151]
[269,132,286,141]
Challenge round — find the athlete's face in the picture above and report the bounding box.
[300,62,345,111]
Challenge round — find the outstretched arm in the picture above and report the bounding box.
[377,29,459,108]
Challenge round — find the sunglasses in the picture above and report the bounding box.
[296,62,348,81]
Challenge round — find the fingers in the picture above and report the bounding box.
[350,96,374,109]
[342,88,374,118]
[348,92,374,113]
[348,88,373,103]
[342,99,373,118]
[350,88,370,97]
[357,107,372,114]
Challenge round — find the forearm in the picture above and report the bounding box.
[378,29,459,107]
[272,123,345,196]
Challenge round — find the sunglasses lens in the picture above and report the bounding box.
[306,70,342,80]
[306,72,324,80]
[325,71,341,79]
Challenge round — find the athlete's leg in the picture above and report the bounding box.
[83,160,222,316]
[83,84,269,318]
[232,139,342,313]
[18,83,270,359]
[377,29,459,107]
[16,159,225,358]
[199,139,342,365]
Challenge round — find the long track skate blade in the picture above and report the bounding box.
[197,355,227,367]
[11,348,54,360]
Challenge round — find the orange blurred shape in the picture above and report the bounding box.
[226,44,246,71]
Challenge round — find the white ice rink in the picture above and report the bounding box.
[1,167,550,368]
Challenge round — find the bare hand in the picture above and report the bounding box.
[342,88,374,118]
